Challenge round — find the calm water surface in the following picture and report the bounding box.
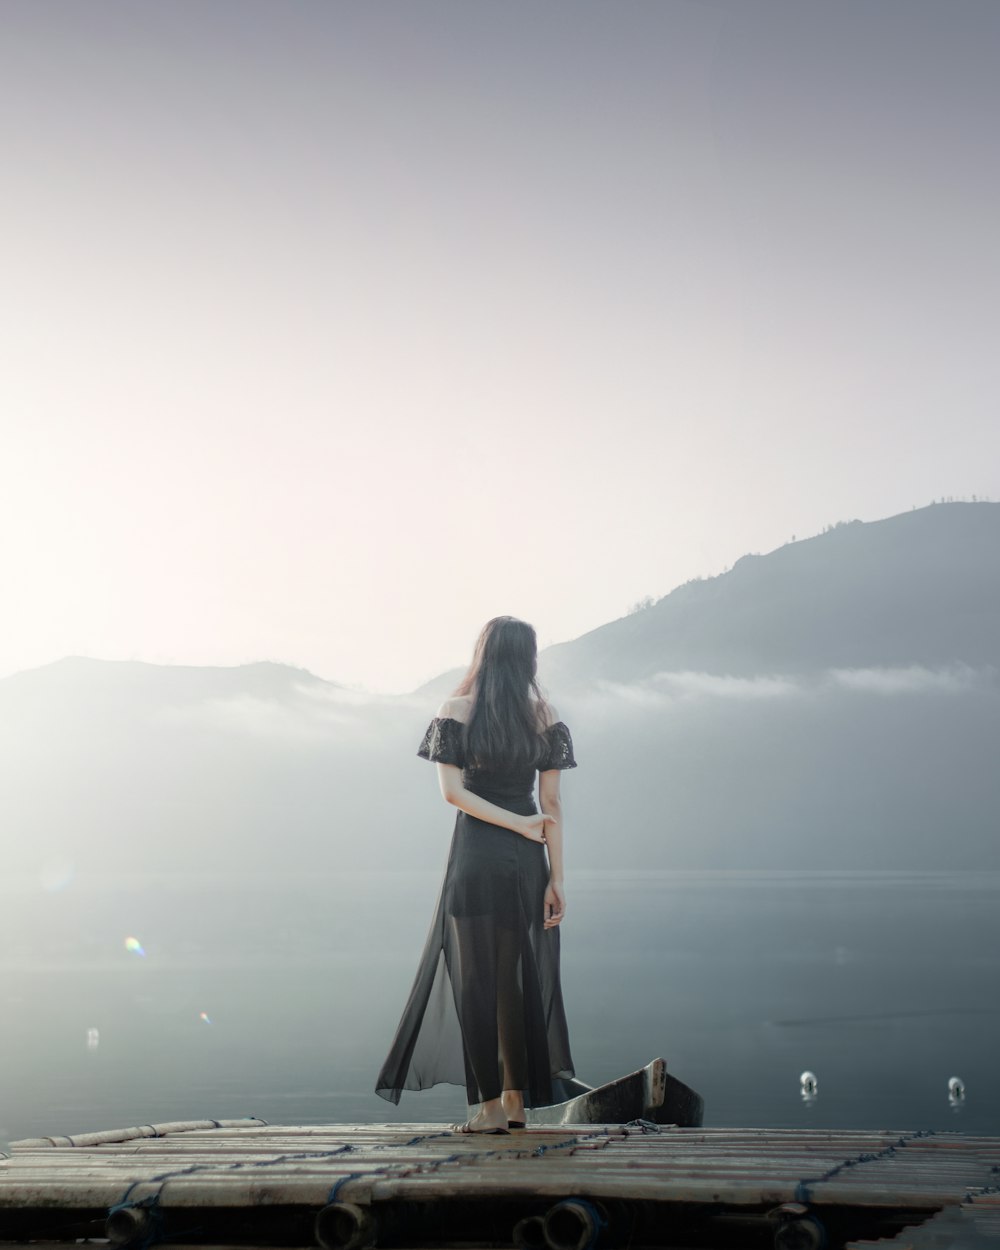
[2,868,997,1148]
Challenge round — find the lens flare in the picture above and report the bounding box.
[124,936,145,957]
[199,1011,212,1025]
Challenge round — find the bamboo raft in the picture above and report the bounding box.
[2,1118,998,1249]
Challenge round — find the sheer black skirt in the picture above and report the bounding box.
[375,789,575,1108]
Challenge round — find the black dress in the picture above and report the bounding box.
[374,715,578,1109]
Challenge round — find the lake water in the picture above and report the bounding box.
[2,868,998,1149]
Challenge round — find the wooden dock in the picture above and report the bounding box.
[1,1117,998,1248]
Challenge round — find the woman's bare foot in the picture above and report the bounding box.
[450,1099,509,1133]
[501,1089,525,1122]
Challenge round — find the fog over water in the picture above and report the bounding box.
[2,505,999,1144]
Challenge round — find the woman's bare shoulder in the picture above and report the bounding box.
[535,699,559,730]
[436,695,472,723]
[436,696,558,730]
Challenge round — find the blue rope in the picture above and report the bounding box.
[794,1128,938,1203]
[961,1168,1000,1205]
[377,1130,456,1150]
[109,1141,360,1246]
[106,1121,616,1243]
[327,1170,375,1203]
[530,1127,613,1158]
[326,1129,456,1203]
[324,1144,506,1203]
[327,1127,607,1202]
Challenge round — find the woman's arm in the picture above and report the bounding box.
[539,781,566,930]
[435,762,530,835]
[538,776,564,882]
[537,705,566,882]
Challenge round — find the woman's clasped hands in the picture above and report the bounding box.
[520,812,549,844]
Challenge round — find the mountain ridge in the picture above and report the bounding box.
[3,500,997,873]
[7,501,996,701]
[537,500,1000,692]
[415,500,1000,699]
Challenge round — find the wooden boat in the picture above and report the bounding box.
[528,1057,704,1127]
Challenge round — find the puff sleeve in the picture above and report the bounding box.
[537,721,578,772]
[416,717,466,767]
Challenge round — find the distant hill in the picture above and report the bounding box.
[1,501,997,879]
[539,501,1000,691]
[0,656,333,720]
[0,655,412,879]
[417,501,1000,699]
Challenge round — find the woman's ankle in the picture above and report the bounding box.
[502,1091,525,1112]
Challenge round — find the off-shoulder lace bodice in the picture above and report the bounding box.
[416,716,577,785]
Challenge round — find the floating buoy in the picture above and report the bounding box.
[948,1076,965,1106]
[86,1027,99,1050]
[800,1071,818,1103]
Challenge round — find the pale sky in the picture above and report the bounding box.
[2,0,997,694]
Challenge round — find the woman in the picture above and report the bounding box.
[374,616,578,1134]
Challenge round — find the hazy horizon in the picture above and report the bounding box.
[4,497,995,696]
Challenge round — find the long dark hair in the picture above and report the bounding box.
[450,616,554,771]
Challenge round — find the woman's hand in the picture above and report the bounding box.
[520,812,548,843]
[544,879,566,929]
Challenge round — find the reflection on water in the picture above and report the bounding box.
[1,869,998,1148]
